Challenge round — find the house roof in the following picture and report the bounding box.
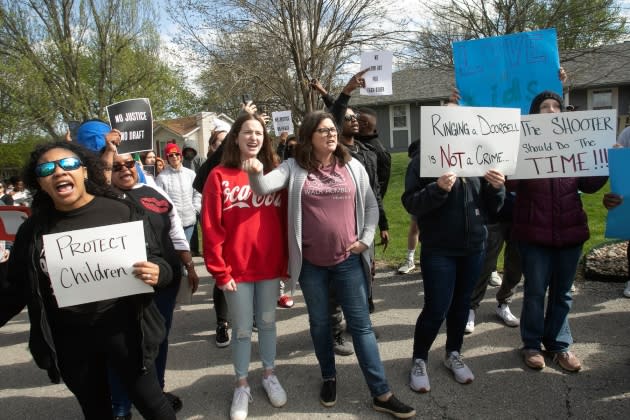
[351,41,630,106]
[154,116,198,137]
[352,67,455,106]
[562,41,630,89]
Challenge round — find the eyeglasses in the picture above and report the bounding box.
[112,161,136,172]
[35,156,83,178]
[167,153,181,158]
[344,114,358,122]
[315,127,337,136]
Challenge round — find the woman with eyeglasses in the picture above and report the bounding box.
[244,111,415,419]
[107,152,200,418]
[201,112,289,420]
[0,141,176,419]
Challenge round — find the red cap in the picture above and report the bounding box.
[164,143,181,156]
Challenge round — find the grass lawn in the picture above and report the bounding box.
[377,152,610,270]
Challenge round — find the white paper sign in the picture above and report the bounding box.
[420,106,521,177]
[42,221,153,308]
[271,111,294,136]
[511,109,617,179]
[360,51,393,96]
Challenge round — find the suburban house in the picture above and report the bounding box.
[351,41,630,152]
[153,112,233,158]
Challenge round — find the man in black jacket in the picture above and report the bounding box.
[357,107,391,198]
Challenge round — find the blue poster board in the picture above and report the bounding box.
[605,148,630,239]
[453,28,562,115]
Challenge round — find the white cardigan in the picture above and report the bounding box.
[249,158,378,291]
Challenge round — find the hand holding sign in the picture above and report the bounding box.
[132,260,160,286]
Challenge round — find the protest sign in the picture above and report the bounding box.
[42,221,153,307]
[106,98,153,154]
[0,206,30,241]
[272,111,294,136]
[453,28,562,115]
[420,106,521,177]
[511,109,617,179]
[605,148,630,239]
[360,51,393,96]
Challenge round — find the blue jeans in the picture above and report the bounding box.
[223,279,279,379]
[299,254,389,397]
[412,250,484,361]
[518,242,581,352]
[183,224,195,244]
[110,281,179,416]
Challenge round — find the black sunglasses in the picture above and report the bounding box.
[35,156,83,178]
[344,114,358,122]
[112,161,136,172]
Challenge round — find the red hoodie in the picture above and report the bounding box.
[201,165,288,286]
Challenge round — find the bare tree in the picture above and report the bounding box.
[404,0,628,69]
[0,0,194,139]
[168,0,410,117]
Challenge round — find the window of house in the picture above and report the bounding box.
[392,105,408,128]
[592,90,613,109]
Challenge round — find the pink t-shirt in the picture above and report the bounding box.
[301,161,357,266]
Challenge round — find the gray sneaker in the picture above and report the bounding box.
[333,333,354,356]
[398,260,415,274]
[444,351,474,384]
[409,358,430,393]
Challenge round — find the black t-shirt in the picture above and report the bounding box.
[41,196,134,326]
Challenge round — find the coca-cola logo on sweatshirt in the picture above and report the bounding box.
[222,181,282,210]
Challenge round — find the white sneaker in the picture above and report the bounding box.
[495,304,519,327]
[398,260,415,274]
[489,271,502,286]
[444,351,474,384]
[230,386,252,420]
[262,374,287,408]
[409,358,430,393]
[464,309,475,334]
[624,281,630,298]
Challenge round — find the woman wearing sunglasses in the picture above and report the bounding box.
[0,141,176,419]
[107,152,200,418]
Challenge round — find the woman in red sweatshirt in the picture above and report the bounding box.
[201,112,288,420]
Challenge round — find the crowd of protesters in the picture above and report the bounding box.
[0,62,622,420]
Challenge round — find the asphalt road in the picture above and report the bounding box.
[1,258,630,419]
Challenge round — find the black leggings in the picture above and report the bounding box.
[53,318,175,420]
[213,284,228,325]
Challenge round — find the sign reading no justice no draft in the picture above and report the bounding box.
[42,221,153,308]
[106,98,153,154]
[420,106,521,177]
[510,109,617,179]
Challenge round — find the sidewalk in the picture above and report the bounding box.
[1,257,630,419]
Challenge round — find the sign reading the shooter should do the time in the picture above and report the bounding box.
[43,221,153,307]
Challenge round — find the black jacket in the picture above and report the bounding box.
[357,133,391,198]
[0,198,171,383]
[401,157,505,255]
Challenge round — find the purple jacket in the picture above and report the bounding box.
[508,177,607,247]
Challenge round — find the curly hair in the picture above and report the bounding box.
[220,113,277,172]
[23,141,118,214]
[294,111,350,172]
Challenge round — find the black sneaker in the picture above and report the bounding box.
[164,392,183,413]
[333,333,354,356]
[373,394,416,419]
[216,322,230,348]
[319,378,336,407]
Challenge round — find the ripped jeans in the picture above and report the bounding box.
[223,279,280,379]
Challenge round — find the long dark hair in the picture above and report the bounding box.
[23,141,118,215]
[220,113,277,172]
[295,111,350,172]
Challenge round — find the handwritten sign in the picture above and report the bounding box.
[0,206,30,241]
[42,221,152,307]
[271,111,294,136]
[453,29,562,115]
[420,106,521,177]
[511,109,617,179]
[106,98,153,154]
[605,148,630,239]
[360,51,393,96]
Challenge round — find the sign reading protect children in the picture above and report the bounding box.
[42,221,153,308]
[420,106,521,177]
